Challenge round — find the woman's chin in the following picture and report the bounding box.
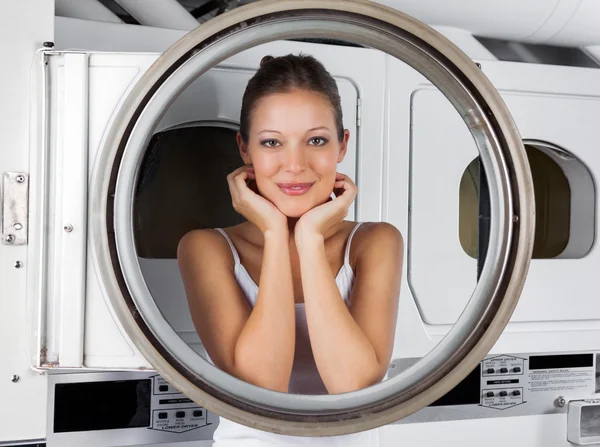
[275,203,312,219]
[280,208,309,219]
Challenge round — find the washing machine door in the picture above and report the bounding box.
[89,0,535,437]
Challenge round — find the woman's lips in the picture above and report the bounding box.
[276,182,314,196]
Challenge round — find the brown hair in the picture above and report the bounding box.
[239,53,344,143]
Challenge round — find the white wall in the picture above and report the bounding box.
[0,1,54,443]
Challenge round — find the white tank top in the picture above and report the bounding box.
[209,222,380,446]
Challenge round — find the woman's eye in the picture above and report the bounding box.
[308,137,328,146]
[261,139,280,148]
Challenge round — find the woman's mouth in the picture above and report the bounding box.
[276,182,314,196]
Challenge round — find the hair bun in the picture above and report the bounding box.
[260,55,275,67]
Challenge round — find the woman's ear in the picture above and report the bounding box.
[237,132,252,164]
[337,129,350,163]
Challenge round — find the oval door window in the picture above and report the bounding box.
[89,0,535,437]
[134,123,245,259]
[460,140,595,259]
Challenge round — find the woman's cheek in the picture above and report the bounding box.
[318,157,339,184]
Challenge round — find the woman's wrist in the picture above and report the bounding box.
[295,229,324,252]
[263,226,289,244]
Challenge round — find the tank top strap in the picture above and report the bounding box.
[214,228,240,265]
[344,222,364,265]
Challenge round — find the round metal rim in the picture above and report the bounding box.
[89,0,534,436]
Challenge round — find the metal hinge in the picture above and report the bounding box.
[356,97,362,127]
[1,172,29,245]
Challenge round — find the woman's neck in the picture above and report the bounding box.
[286,217,301,235]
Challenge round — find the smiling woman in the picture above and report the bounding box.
[176,53,404,445]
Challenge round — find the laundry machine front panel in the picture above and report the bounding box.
[35,39,385,371]
[385,58,600,359]
[410,88,600,327]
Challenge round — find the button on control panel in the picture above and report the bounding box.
[152,408,209,432]
[482,355,525,377]
[481,387,524,409]
[154,377,178,395]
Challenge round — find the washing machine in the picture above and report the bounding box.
[4,0,600,446]
[24,36,374,446]
[381,53,600,440]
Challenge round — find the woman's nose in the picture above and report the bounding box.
[283,146,307,173]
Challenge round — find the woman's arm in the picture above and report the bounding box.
[177,227,296,393]
[234,228,297,392]
[296,222,403,394]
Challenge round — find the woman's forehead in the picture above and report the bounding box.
[251,91,336,132]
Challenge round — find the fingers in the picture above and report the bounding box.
[227,165,254,191]
[227,165,254,183]
[333,172,357,199]
[227,166,257,211]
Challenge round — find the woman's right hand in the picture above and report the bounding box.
[227,165,287,234]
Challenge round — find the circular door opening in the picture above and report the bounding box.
[90,0,535,436]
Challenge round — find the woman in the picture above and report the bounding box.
[177,53,403,446]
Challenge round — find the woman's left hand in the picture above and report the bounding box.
[296,173,357,241]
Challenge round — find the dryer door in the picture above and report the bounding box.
[88,0,534,437]
[402,61,600,356]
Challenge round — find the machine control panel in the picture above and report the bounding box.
[480,355,526,409]
[47,371,218,447]
[149,376,212,434]
[388,351,600,423]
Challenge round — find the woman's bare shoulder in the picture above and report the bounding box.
[177,228,235,268]
[351,221,404,262]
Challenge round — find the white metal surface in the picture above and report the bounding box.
[410,89,600,324]
[384,58,600,360]
[0,1,53,443]
[55,53,89,367]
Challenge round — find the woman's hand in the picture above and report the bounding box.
[295,173,357,242]
[227,165,287,234]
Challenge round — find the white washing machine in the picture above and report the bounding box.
[31,40,367,372]
[4,0,600,446]
[381,55,600,440]
[24,34,388,446]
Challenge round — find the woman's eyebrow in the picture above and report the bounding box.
[307,126,331,132]
[257,129,282,134]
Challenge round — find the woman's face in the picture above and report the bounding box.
[237,89,350,218]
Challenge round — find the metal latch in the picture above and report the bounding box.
[1,172,29,245]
